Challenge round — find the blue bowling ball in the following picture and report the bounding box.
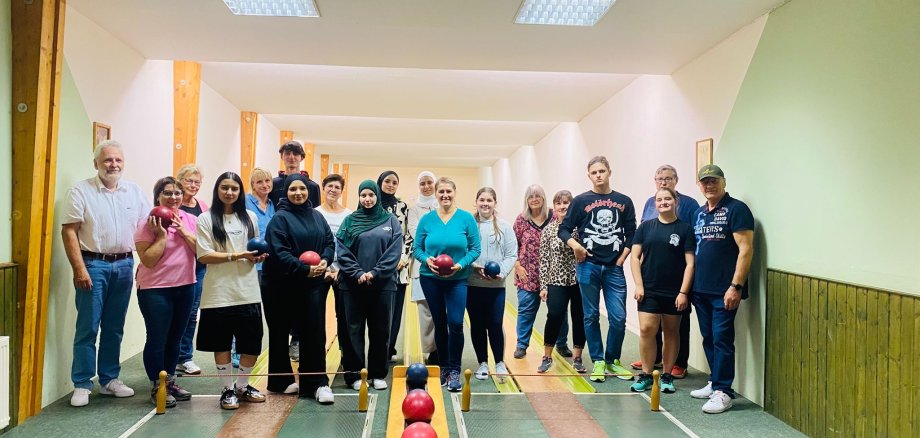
[247,237,270,256]
[484,261,501,279]
[406,363,429,389]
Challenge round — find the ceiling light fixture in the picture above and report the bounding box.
[223,0,320,18]
[514,0,616,26]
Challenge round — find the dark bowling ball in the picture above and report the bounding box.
[433,254,454,276]
[149,206,173,223]
[406,363,428,390]
[483,261,501,278]
[246,237,270,256]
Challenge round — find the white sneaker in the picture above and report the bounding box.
[315,386,335,404]
[702,390,733,414]
[99,379,135,397]
[372,379,388,390]
[284,383,299,394]
[70,388,91,407]
[475,362,489,380]
[494,362,509,383]
[690,381,713,399]
[351,380,362,391]
[176,360,202,375]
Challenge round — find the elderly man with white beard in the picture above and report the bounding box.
[61,140,150,407]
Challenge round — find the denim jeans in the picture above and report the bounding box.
[466,286,505,363]
[576,261,627,363]
[72,256,135,390]
[419,277,467,373]
[692,293,738,397]
[177,264,206,363]
[517,289,569,349]
[137,284,195,382]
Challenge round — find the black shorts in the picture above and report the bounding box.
[637,294,682,316]
[196,303,264,355]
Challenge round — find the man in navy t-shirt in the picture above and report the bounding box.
[688,164,754,414]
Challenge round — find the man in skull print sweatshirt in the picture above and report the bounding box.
[558,190,636,266]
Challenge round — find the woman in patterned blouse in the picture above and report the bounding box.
[378,171,412,360]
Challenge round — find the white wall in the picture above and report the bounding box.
[0,0,11,262]
[490,15,769,403]
[196,81,241,191]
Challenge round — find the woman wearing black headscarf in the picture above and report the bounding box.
[377,171,411,360]
[336,180,403,391]
[263,174,336,404]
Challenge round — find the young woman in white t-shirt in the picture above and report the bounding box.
[195,172,268,410]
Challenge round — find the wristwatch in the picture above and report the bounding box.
[730,283,743,291]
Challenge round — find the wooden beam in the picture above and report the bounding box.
[341,164,350,208]
[240,111,258,192]
[303,143,315,178]
[173,61,201,175]
[319,154,330,180]
[279,130,293,171]
[11,0,66,421]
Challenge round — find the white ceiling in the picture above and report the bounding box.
[68,0,783,167]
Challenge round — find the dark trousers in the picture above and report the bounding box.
[466,286,505,364]
[388,283,407,356]
[137,284,194,382]
[651,306,692,367]
[692,293,737,397]
[544,285,586,349]
[334,283,360,384]
[420,277,466,372]
[343,288,394,381]
[263,280,329,396]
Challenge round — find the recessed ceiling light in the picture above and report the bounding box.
[223,0,320,18]
[514,0,616,26]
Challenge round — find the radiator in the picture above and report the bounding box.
[0,336,8,429]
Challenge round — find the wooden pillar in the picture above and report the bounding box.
[302,143,315,178]
[319,154,330,204]
[173,61,201,175]
[240,111,258,191]
[279,130,293,171]
[11,0,66,421]
[341,164,350,208]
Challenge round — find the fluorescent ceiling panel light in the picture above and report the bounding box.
[515,0,615,26]
[223,0,320,17]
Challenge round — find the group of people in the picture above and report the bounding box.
[63,139,753,415]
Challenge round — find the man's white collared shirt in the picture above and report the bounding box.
[63,176,150,254]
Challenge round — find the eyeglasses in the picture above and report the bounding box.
[161,191,183,197]
[182,179,201,186]
[655,177,675,183]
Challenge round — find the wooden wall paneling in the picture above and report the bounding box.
[912,297,920,438]
[341,164,350,208]
[843,285,856,437]
[239,111,258,192]
[279,130,293,171]
[854,287,868,437]
[172,61,201,175]
[876,290,889,437]
[801,276,813,436]
[787,274,798,426]
[825,281,839,436]
[887,294,902,436]
[765,272,776,414]
[898,297,914,438]
[0,264,19,429]
[865,287,879,436]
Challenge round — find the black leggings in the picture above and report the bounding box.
[344,288,394,381]
[543,285,585,348]
[466,286,505,364]
[388,283,407,356]
[263,280,328,396]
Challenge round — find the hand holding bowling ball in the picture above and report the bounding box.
[483,261,501,279]
[432,254,455,276]
[299,250,321,266]
[246,237,270,256]
[149,206,174,223]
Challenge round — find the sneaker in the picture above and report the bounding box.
[220,388,239,410]
[236,384,266,403]
[150,385,177,408]
[315,385,335,404]
[702,390,733,414]
[671,365,687,379]
[606,360,634,381]
[513,347,526,359]
[389,354,399,363]
[372,379,388,390]
[351,380,362,391]
[167,379,192,401]
[494,362,509,383]
[231,353,240,368]
[70,388,91,407]
[284,382,299,394]
[537,356,553,373]
[572,358,587,374]
[475,362,489,381]
[99,379,135,397]
[176,360,202,375]
[590,360,606,382]
[555,345,573,358]
[440,369,449,387]
[630,360,662,370]
[690,381,714,399]
[289,340,300,362]
[447,370,462,392]
[630,373,654,392]
[660,373,676,393]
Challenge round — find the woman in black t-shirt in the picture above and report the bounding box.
[629,187,695,394]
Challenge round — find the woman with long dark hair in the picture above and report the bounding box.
[263,174,336,404]
[195,172,267,410]
[377,170,411,361]
[336,180,403,391]
[134,177,197,407]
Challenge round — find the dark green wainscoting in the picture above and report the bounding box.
[1,263,19,432]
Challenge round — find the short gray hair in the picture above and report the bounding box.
[93,140,123,161]
[521,184,549,220]
[655,164,678,178]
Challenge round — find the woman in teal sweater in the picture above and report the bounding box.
[413,177,481,392]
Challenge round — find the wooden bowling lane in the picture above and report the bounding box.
[386,366,449,438]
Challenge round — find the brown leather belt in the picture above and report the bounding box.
[81,250,132,262]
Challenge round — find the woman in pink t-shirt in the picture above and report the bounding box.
[135,176,198,408]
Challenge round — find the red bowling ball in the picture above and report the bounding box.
[402,389,435,424]
[401,420,437,438]
[433,254,454,276]
[299,250,321,266]
[149,206,173,223]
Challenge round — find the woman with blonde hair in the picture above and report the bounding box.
[175,164,209,375]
